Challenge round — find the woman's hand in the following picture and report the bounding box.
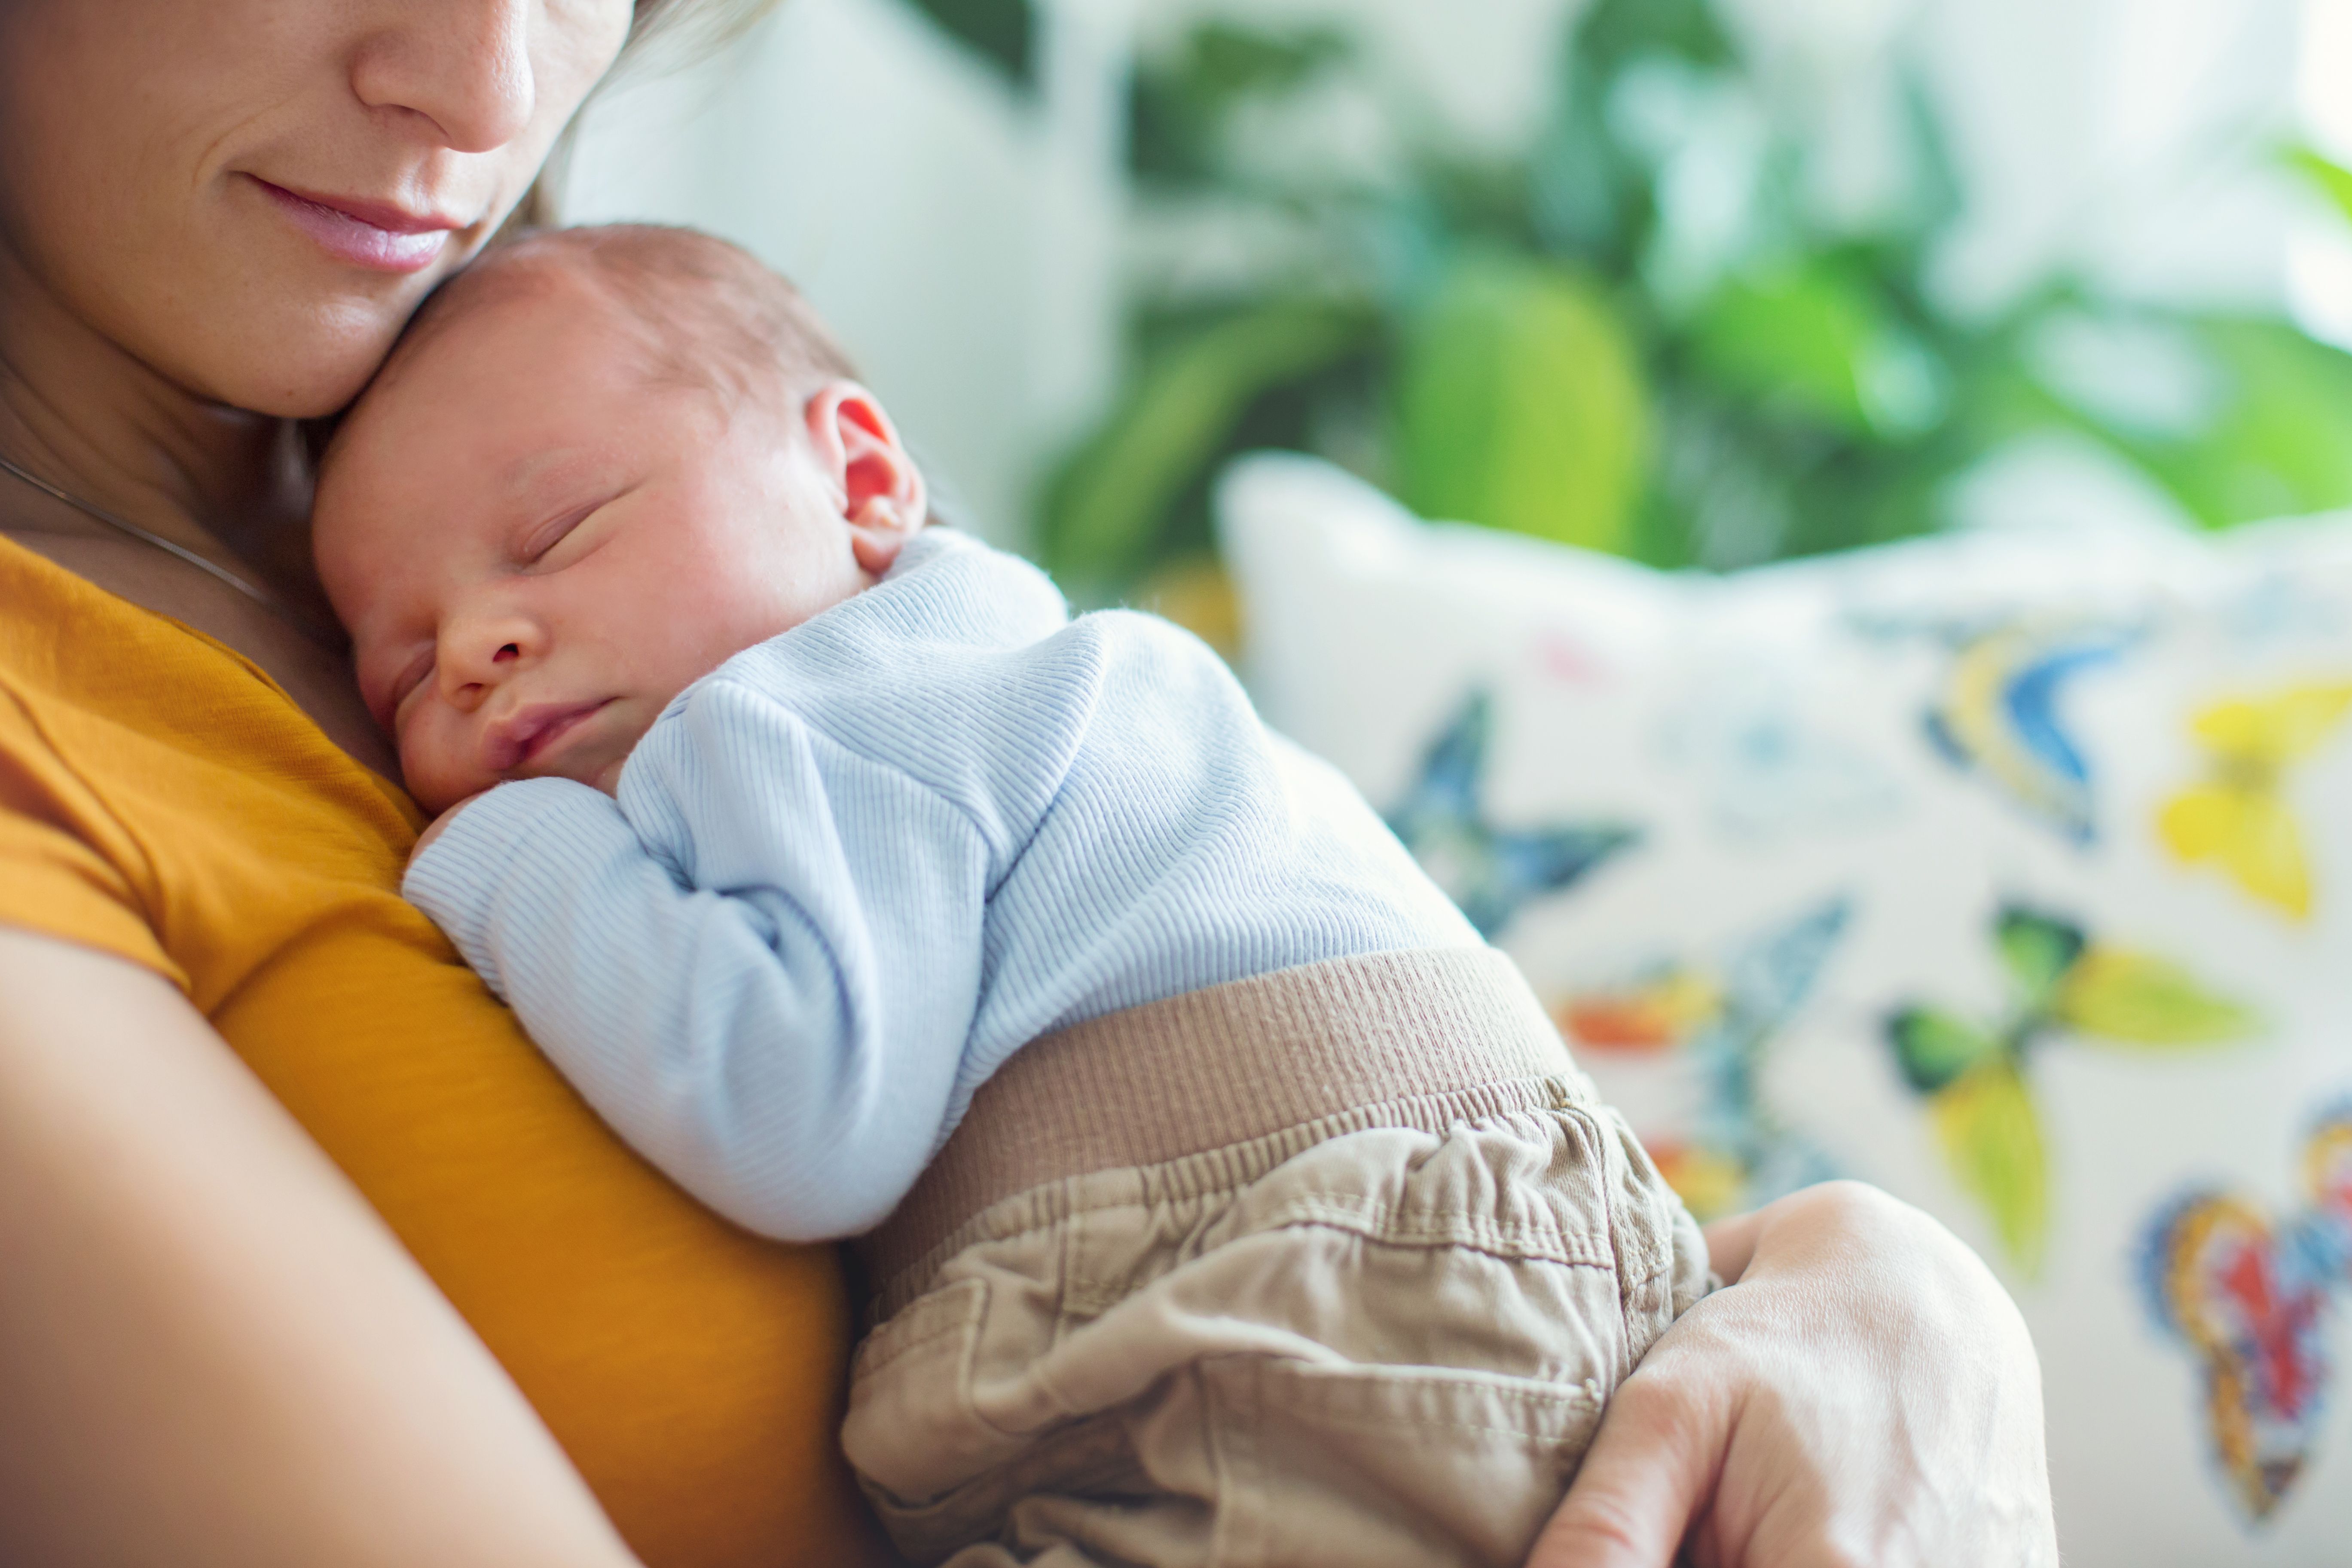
[1530,1181,2057,1568]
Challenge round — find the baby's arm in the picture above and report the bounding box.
[403,679,994,1242]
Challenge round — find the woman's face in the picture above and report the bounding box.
[0,0,635,418]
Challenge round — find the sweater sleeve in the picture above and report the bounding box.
[403,678,994,1243]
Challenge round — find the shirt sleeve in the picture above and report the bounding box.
[403,678,995,1243]
[0,807,182,985]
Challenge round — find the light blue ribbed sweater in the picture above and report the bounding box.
[405,529,1479,1242]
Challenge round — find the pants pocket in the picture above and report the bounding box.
[1206,1351,1607,1568]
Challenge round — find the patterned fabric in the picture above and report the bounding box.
[1221,454,2352,1568]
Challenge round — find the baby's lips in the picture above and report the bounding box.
[476,716,533,775]
[478,704,558,775]
[480,698,614,776]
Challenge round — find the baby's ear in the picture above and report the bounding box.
[806,381,926,577]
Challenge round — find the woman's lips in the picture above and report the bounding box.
[484,700,615,775]
[250,177,461,274]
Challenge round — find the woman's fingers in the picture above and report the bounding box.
[1524,1194,1765,1566]
[1524,1182,2057,1568]
[1527,1353,1724,1568]
[1696,1208,1764,1286]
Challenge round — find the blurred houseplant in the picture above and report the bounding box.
[904,0,2352,627]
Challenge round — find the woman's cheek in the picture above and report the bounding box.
[538,0,636,113]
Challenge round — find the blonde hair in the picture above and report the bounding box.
[511,0,788,230]
[624,0,790,70]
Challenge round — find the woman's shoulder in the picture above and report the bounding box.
[0,532,416,974]
[0,536,361,964]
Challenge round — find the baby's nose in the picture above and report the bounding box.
[444,649,518,711]
[438,605,541,707]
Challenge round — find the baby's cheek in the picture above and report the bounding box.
[398,719,482,818]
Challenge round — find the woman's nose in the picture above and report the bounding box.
[350,0,538,155]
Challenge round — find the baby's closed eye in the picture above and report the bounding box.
[516,486,632,571]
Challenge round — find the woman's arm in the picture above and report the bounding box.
[0,927,644,1568]
[1529,1181,2058,1568]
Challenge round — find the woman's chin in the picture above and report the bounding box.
[196,321,421,420]
[164,251,477,418]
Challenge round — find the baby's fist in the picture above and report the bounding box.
[409,790,492,868]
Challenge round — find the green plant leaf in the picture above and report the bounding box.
[1994,906,2088,1014]
[1930,1058,2048,1273]
[1689,264,1944,440]
[895,0,1034,88]
[1129,22,1353,183]
[2055,947,2260,1046]
[1395,254,1650,555]
[1039,300,1373,590]
[2091,321,2352,528]
[1885,1006,2000,1096]
[1087,7,2352,595]
[1575,0,1736,71]
[2287,146,2352,228]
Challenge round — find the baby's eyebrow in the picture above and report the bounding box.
[498,444,600,501]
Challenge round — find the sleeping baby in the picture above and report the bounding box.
[310,223,1706,1568]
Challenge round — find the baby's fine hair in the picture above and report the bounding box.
[374,223,861,415]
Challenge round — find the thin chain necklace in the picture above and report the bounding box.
[0,449,314,632]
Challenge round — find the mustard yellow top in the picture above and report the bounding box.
[0,535,881,1568]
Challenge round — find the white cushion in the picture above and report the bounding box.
[1219,452,2352,1567]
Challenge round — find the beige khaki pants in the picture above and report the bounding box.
[844,1074,1707,1568]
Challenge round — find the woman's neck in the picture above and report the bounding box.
[0,241,397,774]
[0,237,315,597]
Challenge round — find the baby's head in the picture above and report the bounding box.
[314,224,926,814]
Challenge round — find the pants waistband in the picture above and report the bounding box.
[859,945,1580,1294]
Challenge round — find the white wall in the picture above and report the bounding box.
[2292,0,2352,344]
[1918,0,2304,315]
[562,0,1132,549]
